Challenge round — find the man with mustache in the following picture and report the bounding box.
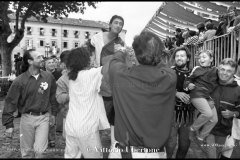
[205,58,240,158]
[165,46,194,158]
[2,49,58,158]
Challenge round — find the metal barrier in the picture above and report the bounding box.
[187,29,240,68]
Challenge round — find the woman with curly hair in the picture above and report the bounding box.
[64,47,109,158]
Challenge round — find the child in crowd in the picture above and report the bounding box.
[185,50,219,148]
[64,46,110,158]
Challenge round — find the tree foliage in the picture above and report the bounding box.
[0,1,98,76]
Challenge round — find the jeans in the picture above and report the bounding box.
[48,121,56,143]
[191,98,218,139]
[20,113,49,158]
[165,123,191,158]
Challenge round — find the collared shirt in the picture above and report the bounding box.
[91,32,105,67]
[109,51,177,148]
[2,69,58,129]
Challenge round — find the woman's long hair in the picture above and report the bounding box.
[21,49,34,73]
[67,47,92,81]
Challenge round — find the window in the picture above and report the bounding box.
[51,40,57,47]
[63,30,68,37]
[63,42,68,48]
[85,31,90,39]
[25,39,30,46]
[52,29,57,37]
[27,27,32,35]
[40,40,44,47]
[26,39,33,49]
[74,42,79,48]
[74,31,79,38]
[40,28,44,36]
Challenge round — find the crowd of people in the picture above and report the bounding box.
[1,11,240,159]
[164,6,240,55]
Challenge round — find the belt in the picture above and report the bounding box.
[25,111,47,116]
[115,142,165,153]
[103,96,113,101]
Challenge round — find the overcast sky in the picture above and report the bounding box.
[69,2,163,46]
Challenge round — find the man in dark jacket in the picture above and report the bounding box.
[108,31,177,158]
[205,58,240,158]
[165,46,194,158]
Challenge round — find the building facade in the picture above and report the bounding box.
[7,14,126,63]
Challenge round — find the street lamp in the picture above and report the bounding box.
[45,43,50,57]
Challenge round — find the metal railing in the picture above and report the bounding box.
[187,29,240,68]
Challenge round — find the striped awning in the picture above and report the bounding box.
[210,1,240,14]
[196,2,227,13]
[217,1,240,8]
[156,13,197,31]
[177,2,220,16]
[147,22,175,37]
[152,18,177,32]
[145,28,167,40]
[161,2,216,25]
[143,1,240,40]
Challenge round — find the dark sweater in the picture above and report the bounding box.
[109,51,177,149]
[185,66,218,99]
[210,80,240,137]
[2,70,58,129]
[172,66,194,125]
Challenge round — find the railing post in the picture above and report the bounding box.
[231,32,234,59]
[233,31,236,61]
[187,30,239,68]
[238,30,240,61]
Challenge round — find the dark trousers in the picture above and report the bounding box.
[48,121,56,142]
[56,112,64,132]
[165,124,191,158]
[103,97,115,126]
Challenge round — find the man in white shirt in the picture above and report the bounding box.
[90,15,125,153]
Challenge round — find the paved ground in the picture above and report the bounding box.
[0,98,239,158]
